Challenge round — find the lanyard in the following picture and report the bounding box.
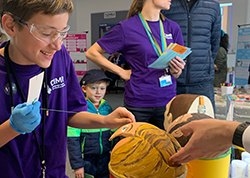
[139,13,167,57]
[4,41,47,177]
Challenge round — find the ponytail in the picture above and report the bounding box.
[126,0,144,19]
[126,0,166,21]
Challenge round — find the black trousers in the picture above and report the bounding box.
[124,103,166,130]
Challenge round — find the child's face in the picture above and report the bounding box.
[4,12,69,68]
[83,82,108,106]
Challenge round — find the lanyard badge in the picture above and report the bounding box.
[159,69,172,87]
[139,13,172,87]
[159,75,172,87]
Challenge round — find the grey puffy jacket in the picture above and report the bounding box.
[162,0,221,85]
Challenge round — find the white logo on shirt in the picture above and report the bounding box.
[165,34,173,39]
[49,76,65,93]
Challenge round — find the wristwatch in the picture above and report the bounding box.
[233,122,250,147]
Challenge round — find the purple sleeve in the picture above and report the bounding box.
[97,23,125,55]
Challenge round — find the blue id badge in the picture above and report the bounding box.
[159,75,172,87]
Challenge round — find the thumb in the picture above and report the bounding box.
[33,101,41,111]
[117,118,132,124]
[112,118,132,129]
[179,123,194,137]
[169,147,190,165]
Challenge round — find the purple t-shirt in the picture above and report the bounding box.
[97,15,184,107]
[0,42,87,177]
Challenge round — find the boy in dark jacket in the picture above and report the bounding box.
[67,69,115,178]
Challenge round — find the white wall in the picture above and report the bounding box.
[218,0,250,71]
[69,0,250,69]
[71,0,133,69]
[219,0,249,53]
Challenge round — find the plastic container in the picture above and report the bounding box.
[241,152,250,162]
[248,164,250,178]
[186,149,231,178]
[229,71,234,84]
[221,86,234,96]
[244,158,250,177]
[231,159,246,178]
[197,96,206,114]
[244,84,250,94]
[242,152,250,177]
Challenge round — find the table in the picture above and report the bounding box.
[215,87,250,122]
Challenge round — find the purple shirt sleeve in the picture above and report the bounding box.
[97,23,125,55]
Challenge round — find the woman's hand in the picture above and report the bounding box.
[120,69,131,81]
[168,56,186,78]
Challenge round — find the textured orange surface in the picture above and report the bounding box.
[109,123,186,178]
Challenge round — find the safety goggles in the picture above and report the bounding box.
[4,12,70,44]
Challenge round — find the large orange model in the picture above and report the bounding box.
[109,122,187,178]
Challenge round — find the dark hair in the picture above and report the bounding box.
[220,32,229,52]
[0,0,73,27]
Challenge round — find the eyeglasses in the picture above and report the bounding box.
[4,12,70,44]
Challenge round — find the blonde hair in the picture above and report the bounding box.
[126,0,166,20]
[0,30,8,43]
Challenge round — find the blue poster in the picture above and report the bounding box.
[99,23,117,38]
[235,27,250,86]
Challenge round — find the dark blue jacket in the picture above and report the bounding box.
[67,99,113,170]
[162,0,221,85]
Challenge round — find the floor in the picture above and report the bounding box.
[66,90,125,178]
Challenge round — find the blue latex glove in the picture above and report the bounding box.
[9,101,41,134]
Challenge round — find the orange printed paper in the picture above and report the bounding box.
[172,44,187,55]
